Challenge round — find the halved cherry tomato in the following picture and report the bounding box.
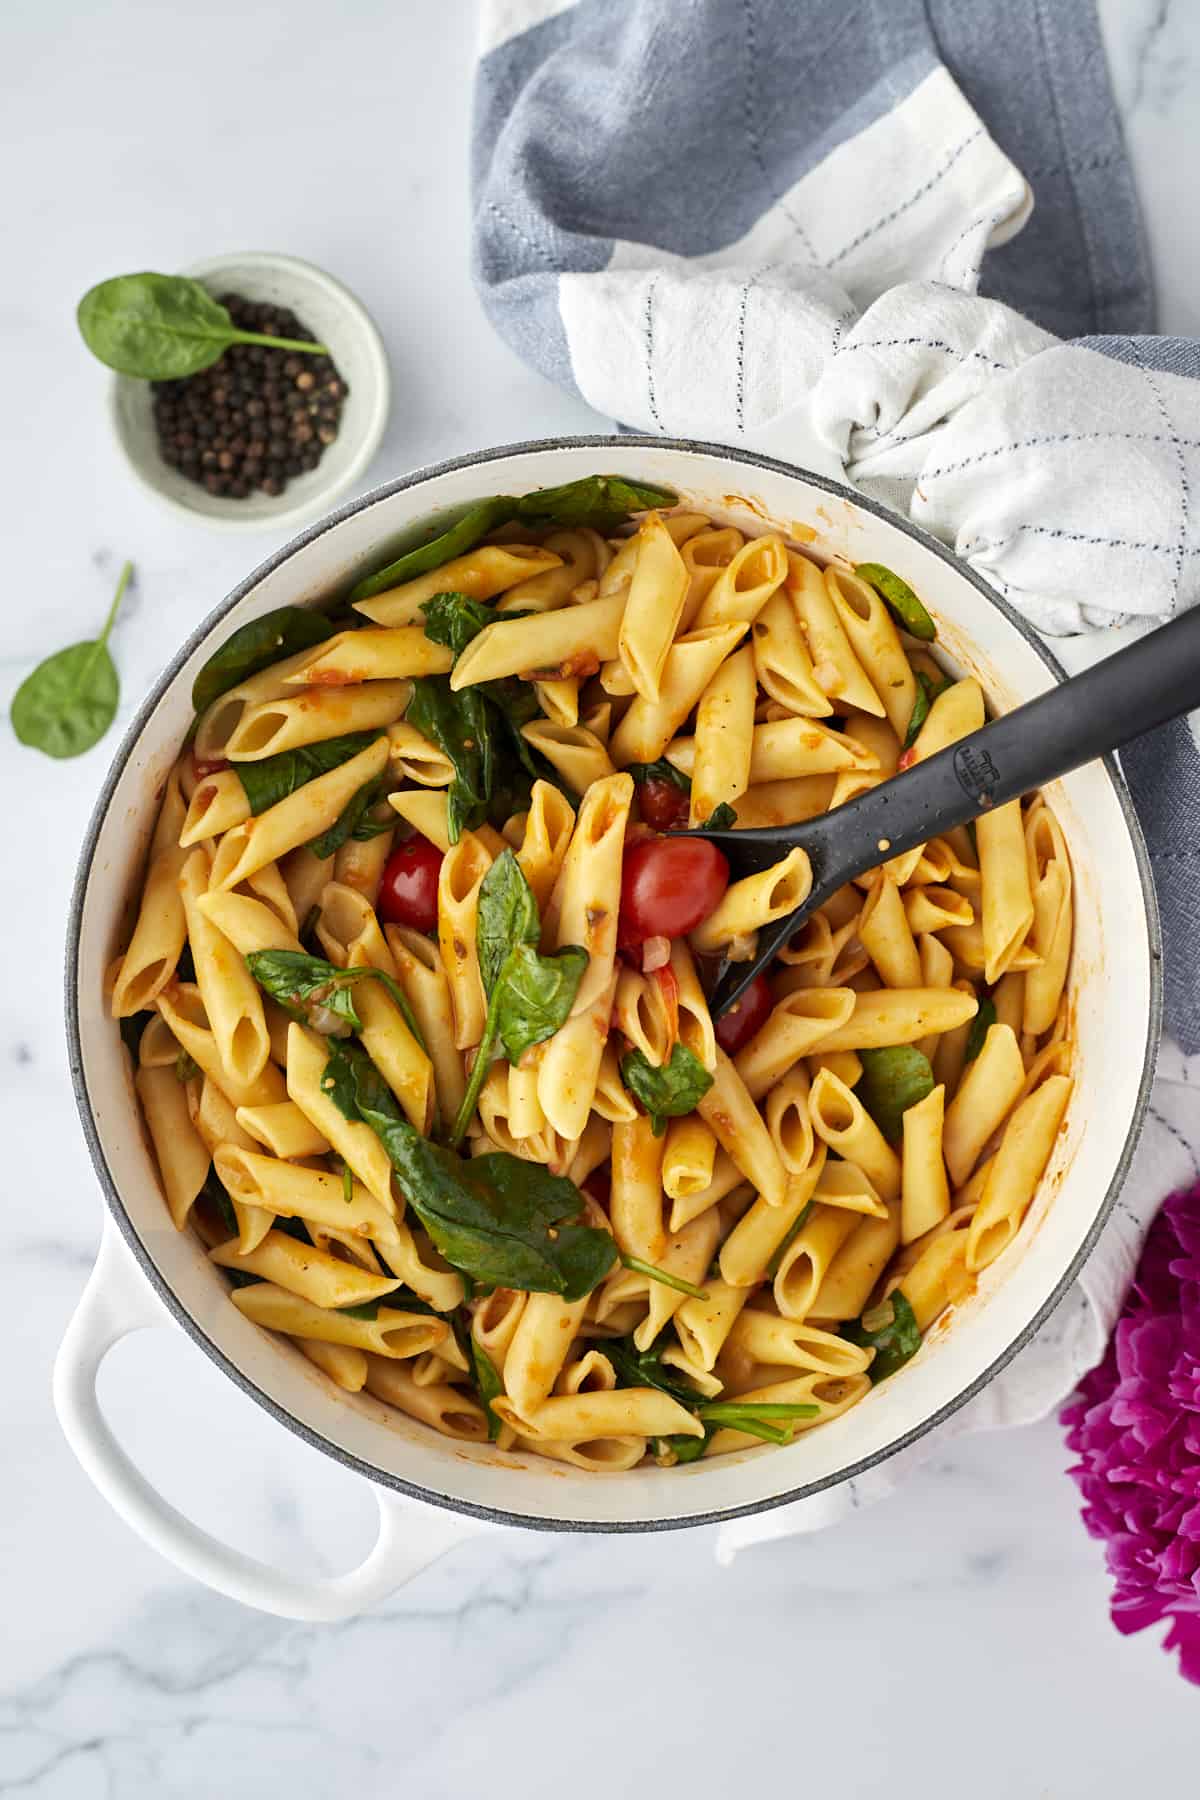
[714,972,773,1056]
[192,750,230,778]
[637,777,690,832]
[378,834,443,932]
[618,835,729,948]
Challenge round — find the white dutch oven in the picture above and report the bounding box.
[57,438,1162,1621]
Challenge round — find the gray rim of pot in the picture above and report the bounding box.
[64,435,1164,1535]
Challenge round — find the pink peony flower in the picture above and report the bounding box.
[1062,1181,1200,1683]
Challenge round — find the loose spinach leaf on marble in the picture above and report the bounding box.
[845,1290,922,1382]
[13,560,131,760]
[79,273,327,382]
[191,605,334,714]
[234,730,382,816]
[856,1045,935,1145]
[322,1040,615,1297]
[619,1043,714,1137]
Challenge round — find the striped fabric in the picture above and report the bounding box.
[470,0,1200,1541]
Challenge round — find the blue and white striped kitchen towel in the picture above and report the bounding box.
[470,0,1200,1546]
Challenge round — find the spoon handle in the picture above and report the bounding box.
[809,602,1200,889]
[707,604,1200,1015]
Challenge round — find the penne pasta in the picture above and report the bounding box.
[126,483,1076,1475]
[688,644,757,826]
[609,623,747,766]
[618,512,690,703]
[354,544,563,626]
[226,681,412,759]
[786,552,883,716]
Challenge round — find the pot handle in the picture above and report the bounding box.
[53,1219,487,1621]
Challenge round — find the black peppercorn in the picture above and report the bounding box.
[150,292,347,501]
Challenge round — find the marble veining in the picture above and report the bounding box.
[4,1,1200,1793]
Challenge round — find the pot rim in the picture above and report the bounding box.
[64,434,1164,1534]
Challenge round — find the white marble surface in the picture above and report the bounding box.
[3,1,1199,1791]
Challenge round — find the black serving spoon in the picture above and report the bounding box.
[690,604,1200,1018]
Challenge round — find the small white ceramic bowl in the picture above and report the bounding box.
[108,252,391,533]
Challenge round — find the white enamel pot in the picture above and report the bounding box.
[58,437,1162,1621]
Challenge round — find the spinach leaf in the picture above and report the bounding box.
[493,943,588,1066]
[175,1049,200,1084]
[199,1165,238,1237]
[421,591,515,656]
[619,1043,714,1136]
[347,476,677,605]
[348,498,520,604]
[470,1338,504,1441]
[515,475,677,533]
[234,730,382,817]
[658,1429,711,1463]
[856,1045,935,1144]
[766,1200,815,1278]
[12,560,130,759]
[695,1400,820,1443]
[306,774,387,859]
[845,1290,922,1381]
[618,1252,709,1301]
[626,757,690,794]
[963,995,998,1064]
[323,1040,616,1297]
[191,605,334,714]
[605,1334,705,1406]
[901,667,953,752]
[224,1268,263,1291]
[655,1400,821,1461]
[411,609,553,837]
[701,802,737,830]
[78,273,327,380]
[475,847,540,991]
[854,562,937,642]
[244,949,427,1050]
[119,1011,151,1060]
[450,852,588,1145]
[406,678,491,842]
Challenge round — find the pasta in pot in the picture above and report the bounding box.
[115,481,1075,1473]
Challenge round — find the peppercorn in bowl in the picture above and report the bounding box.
[108,252,390,532]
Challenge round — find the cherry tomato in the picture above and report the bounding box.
[378,834,443,932]
[637,777,690,832]
[714,972,773,1056]
[192,750,229,778]
[618,835,729,948]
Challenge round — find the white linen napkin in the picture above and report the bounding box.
[471,0,1200,1545]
